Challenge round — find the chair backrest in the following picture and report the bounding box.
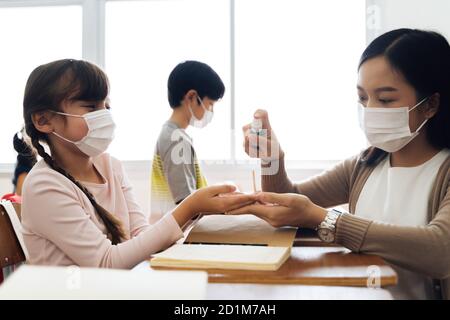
[1,194,21,220]
[0,201,26,269]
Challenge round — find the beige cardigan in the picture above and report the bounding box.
[262,149,450,299]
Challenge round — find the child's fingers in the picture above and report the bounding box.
[221,194,257,208]
[207,184,237,196]
[225,204,257,216]
[226,203,270,218]
[224,200,257,212]
[256,192,292,207]
[219,191,244,197]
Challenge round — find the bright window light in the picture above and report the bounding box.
[235,0,367,161]
[0,0,367,164]
[0,5,82,163]
[105,0,231,161]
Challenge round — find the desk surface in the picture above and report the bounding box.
[206,283,393,300]
[133,259,394,300]
[208,246,396,286]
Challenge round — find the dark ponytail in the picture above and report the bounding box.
[358,29,450,166]
[12,128,37,190]
[23,59,126,245]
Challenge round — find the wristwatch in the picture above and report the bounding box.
[316,208,344,243]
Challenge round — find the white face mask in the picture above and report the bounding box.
[51,109,116,157]
[358,97,429,153]
[189,96,214,128]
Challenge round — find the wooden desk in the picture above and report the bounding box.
[206,283,393,300]
[294,228,340,247]
[133,258,394,300]
[133,232,398,299]
[149,246,397,287]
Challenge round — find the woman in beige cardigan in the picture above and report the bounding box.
[229,29,450,299]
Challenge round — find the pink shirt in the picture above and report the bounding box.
[21,153,184,269]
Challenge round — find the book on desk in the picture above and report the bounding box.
[150,214,298,271]
[148,214,398,288]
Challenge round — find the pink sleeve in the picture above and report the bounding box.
[23,170,183,269]
[113,158,154,237]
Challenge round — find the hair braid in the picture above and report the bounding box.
[30,136,127,245]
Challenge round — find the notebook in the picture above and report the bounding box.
[150,244,291,271]
[184,214,297,247]
[0,265,207,300]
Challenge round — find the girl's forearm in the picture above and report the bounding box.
[171,199,195,227]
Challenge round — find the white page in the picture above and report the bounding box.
[151,244,290,271]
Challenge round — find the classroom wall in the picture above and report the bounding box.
[367,0,450,42]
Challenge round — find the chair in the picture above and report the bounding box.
[1,194,22,220]
[0,200,27,284]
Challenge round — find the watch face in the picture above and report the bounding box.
[318,228,335,243]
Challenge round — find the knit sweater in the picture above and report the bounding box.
[262,148,450,299]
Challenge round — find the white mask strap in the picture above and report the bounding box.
[409,96,429,113]
[51,110,84,118]
[52,131,79,144]
[197,96,212,112]
[414,117,429,134]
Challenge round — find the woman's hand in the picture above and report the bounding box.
[172,184,256,227]
[226,192,327,229]
[243,109,284,161]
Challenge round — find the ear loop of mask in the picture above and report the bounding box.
[408,96,430,133]
[408,96,429,113]
[51,110,84,118]
[197,96,213,112]
[50,110,85,144]
[189,95,208,120]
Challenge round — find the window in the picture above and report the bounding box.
[235,0,367,161]
[105,0,231,160]
[0,0,367,164]
[0,4,82,163]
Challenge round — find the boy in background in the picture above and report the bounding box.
[150,61,225,223]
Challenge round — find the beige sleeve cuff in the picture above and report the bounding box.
[335,213,372,252]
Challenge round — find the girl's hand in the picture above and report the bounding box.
[226,192,327,229]
[242,109,284,161]
[172,185,256,227]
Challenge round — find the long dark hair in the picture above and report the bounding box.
[358,29,450,165]
[23,59,126,245]
[12,128,37,191]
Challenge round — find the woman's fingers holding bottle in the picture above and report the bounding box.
[242,109,283,160]
[253,109,272,134]
[242,123,252,156]
[243,122,271,158]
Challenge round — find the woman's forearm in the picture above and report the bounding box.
[336,211,450,279]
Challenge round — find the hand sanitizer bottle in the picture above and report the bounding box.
[250,118,265,136]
